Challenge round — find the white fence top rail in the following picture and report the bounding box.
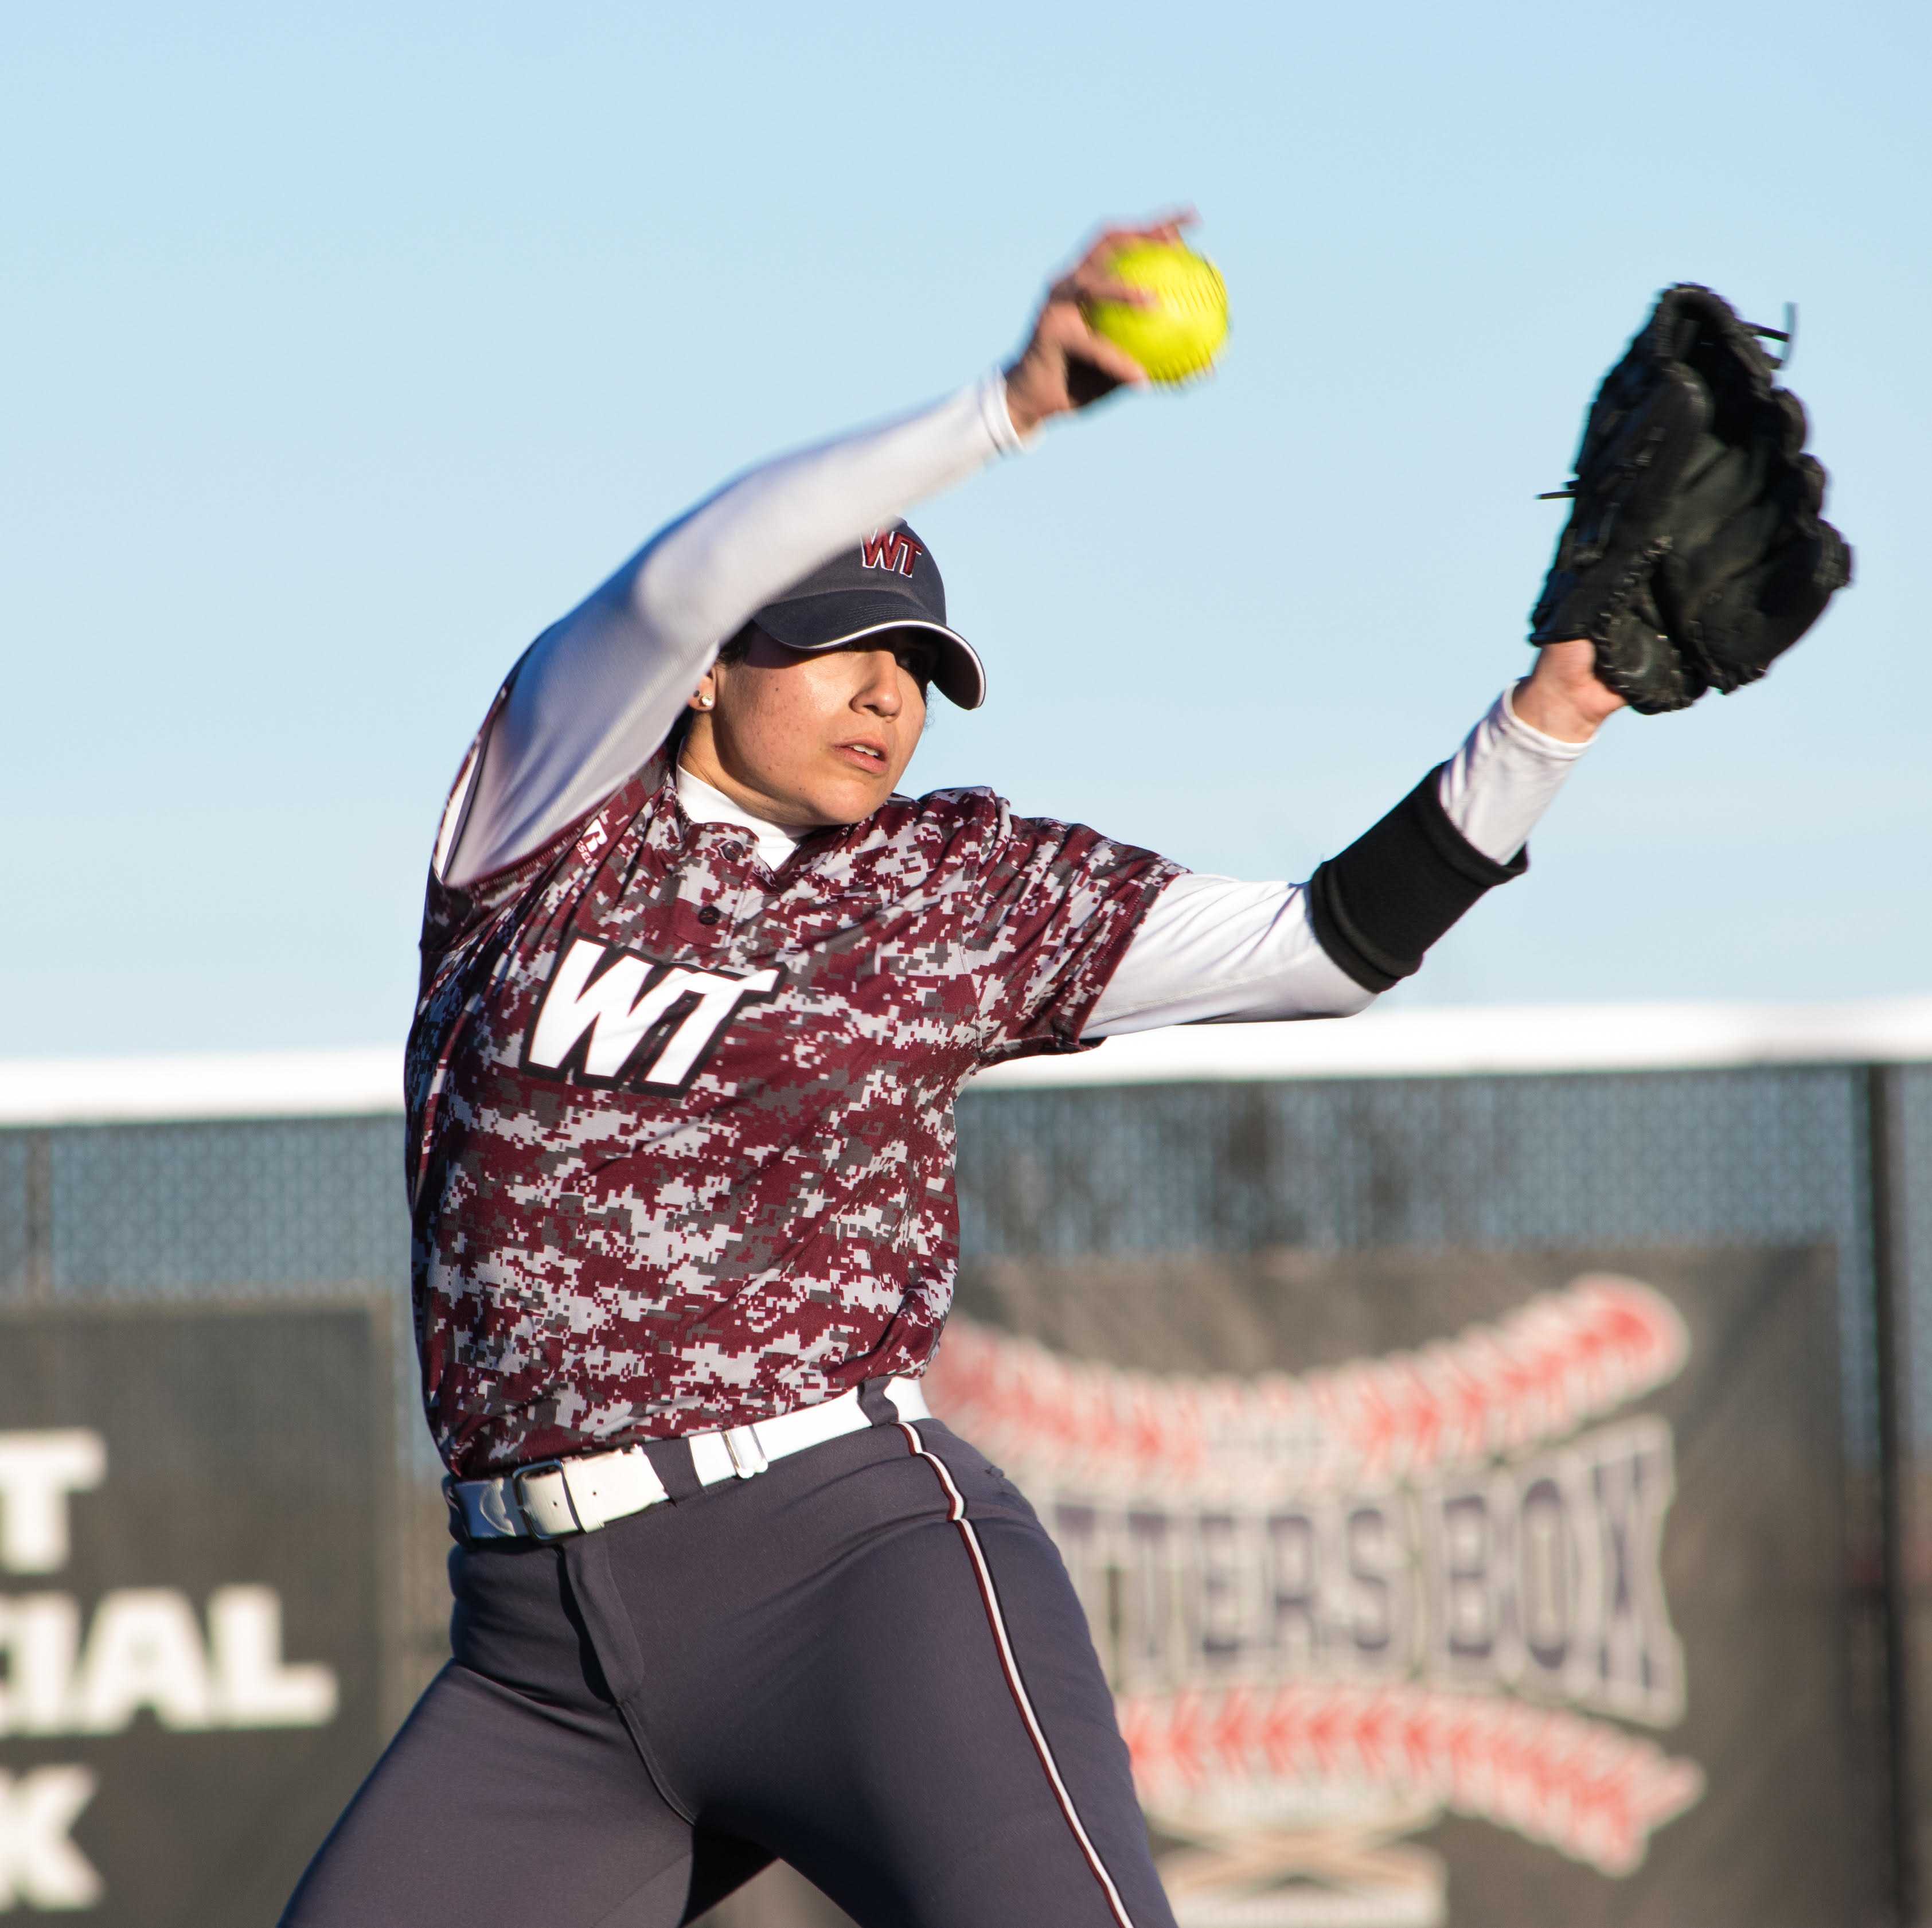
[3,996,1930,1126]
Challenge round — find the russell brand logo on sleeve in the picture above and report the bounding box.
[521,936,784,1094]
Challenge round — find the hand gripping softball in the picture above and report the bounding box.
[1530,284,1853,713]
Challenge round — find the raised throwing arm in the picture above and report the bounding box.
[438,218,1183,889]
[440,378,1022,887]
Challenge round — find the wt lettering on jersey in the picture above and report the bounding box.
[522,937,783,1093]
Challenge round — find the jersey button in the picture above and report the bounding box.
[697,905,723,926]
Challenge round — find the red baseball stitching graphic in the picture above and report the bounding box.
[1118,1682,1703,1876]
[922,1274,1705,1884]
[926,1275,1689,1500]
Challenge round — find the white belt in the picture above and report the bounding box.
[449,1376,931,1543]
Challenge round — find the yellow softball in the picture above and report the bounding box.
[1084,240,1229,385]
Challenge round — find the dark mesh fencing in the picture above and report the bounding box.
[1,1061,1925,1923]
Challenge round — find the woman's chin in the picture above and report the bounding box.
[803,767,896,824]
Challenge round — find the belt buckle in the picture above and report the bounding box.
[721,1426,768,1478]
[510,1459,583,1539]
[441,1473,473,1543]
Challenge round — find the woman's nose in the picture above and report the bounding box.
[856,651,903,713]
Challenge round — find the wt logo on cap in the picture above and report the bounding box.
[860,529,924,577]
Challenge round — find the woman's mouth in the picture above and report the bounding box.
[835,740,888,772]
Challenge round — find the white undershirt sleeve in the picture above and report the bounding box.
[1082,874,1373,1037]
[440,372,1024,887]
[1434,681,1589,864]
[1082,683,1588,1037]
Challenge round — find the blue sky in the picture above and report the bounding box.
[4,2,1927,1056]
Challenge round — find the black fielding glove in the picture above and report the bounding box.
[1530,284,1853,714]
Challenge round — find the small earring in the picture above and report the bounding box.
[696,695,714,711]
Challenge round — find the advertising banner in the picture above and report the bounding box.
[0,1301,389,1926]
[923,1244,1848,1928]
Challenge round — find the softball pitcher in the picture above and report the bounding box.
[282,214,1845,1926]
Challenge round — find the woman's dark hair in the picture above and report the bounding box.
[663,622,757,758]
[713,620,759,668]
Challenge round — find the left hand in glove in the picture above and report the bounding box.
[1529,284,1853,715]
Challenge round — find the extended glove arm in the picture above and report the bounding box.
[1305,777,1524,993]
[1082,689,1586,1035]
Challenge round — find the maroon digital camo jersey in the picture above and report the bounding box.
[405,744,1182,1478]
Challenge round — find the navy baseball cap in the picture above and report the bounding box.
[748,522,986,710]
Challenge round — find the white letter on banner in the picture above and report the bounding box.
[0,1596,81,1737]
[72,1590,214,1732]
[209,1587,338,1727]
[0,1434,106,1575]
[0,1767,103,1910]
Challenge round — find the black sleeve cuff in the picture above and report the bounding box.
[1306,764,1527,993]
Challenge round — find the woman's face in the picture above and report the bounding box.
[682,629,933,828]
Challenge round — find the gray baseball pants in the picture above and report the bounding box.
[280,1409,1176,1928]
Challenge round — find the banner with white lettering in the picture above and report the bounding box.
[926,1244,1847,1928]
[0,1302,388,1925]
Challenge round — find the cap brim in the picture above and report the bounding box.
[757,613,986,711]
